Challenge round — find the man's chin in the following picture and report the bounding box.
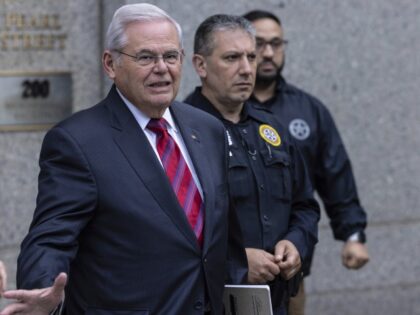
[256,73,277,85]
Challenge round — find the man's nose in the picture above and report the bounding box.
[261,43,274,58]
[152,57,169,73]
[239,57,254,74]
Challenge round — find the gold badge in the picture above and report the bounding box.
[259,124,281,147]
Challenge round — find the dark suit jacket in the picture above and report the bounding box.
[17,86,247,315]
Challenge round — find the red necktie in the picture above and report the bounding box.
[147,118,204,246]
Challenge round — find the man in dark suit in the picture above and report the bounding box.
[0,4,247,315]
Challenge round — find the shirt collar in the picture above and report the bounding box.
[275,74,287,92]
[116,88,178,134]
[189,86,256,124]
[249,74,288,105]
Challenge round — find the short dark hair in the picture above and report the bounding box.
[194,14,255,56]
[242,10,282,26]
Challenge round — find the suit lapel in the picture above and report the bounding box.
[105,88,200,250]
[171,103,216,254]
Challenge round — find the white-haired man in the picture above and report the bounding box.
[0,4,247,315]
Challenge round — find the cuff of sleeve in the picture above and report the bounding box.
[50,298,64,315]
[284,230,307,261]
[347,231,366,243]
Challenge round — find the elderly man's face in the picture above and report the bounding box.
[197,29,256,108]
[104,20,183,118]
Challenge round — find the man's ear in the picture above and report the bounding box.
[180,48,185,65]
[102,50,117,80]
[192,54,207,79]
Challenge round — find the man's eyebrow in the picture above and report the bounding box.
[134,48,154,54]
[223,50,245,55]
[256,36,281,40]
[134,48,180,54]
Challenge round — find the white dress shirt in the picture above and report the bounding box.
[117,89,204,198]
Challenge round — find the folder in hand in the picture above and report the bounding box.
[223,285,273,315]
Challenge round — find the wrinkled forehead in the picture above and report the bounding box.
[125,19,182,49]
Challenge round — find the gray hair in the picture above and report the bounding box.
[105,3,183,57]
[194,14,255,56]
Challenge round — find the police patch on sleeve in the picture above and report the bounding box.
[259,124,281,147]
[289,118,310,140]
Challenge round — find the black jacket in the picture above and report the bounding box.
[248,76,368,275]
[185,87,320,312]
